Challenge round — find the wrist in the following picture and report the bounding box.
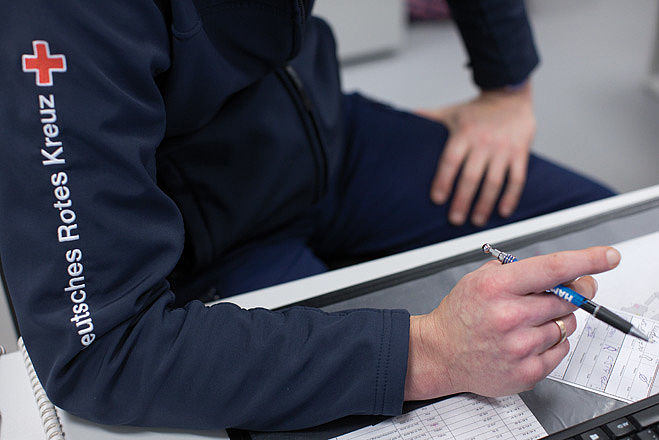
[482,79,532,99]
[503,79,531,93]
[404,314,456,401]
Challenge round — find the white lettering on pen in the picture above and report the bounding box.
[553,287,574,303]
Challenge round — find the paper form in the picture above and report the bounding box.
[331,394,546,440]
[546,231,659,402]
[549,310,659,402]
[592,231,659,319]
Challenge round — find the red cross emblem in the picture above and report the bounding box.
[22,40,67,87]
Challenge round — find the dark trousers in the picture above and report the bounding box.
[202,93,615,298]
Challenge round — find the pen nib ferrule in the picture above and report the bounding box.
[629,326,650,342]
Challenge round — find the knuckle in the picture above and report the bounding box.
[506,333,534,358]
[462,123,477,136]
[476,131,493,146]
[509,141,524,152]
[544,254,568,283]
[491,305,521,333]
[485,174,504,188]
[473,271,501,297]
[486,271,512,299]
[508,174,526,187]
[461,171,482,188]
[443,151,463,168]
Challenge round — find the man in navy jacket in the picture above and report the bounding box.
[1,0,616,431]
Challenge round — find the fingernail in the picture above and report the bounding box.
[606,248,621,267]
[449,211,465,225]
[500,206,512,218]
[433,190,446,204]
[472,214,486,227]
[593,277,598,291]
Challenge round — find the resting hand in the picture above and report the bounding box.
[404,246,621,401]
[418,82,535,226]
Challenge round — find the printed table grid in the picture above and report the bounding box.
[333,395,546,440]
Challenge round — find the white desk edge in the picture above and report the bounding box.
[215,184,659,311]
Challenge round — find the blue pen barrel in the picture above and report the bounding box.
[549,285,586,307]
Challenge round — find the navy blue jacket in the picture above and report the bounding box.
[0,0,538,431]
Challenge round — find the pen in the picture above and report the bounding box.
[482,243,650,342]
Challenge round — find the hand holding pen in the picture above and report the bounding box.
[405,247,619,401]
[482,244,649,342]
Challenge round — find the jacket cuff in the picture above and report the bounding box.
[375,309,410,415]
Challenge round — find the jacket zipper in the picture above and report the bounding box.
[277,64,329,202]
[295,0,306,24]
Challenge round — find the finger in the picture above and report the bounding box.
[430,134,469,205]
[521,293,579,325]
[535,313,577,354]
[537,335,571,380]
[470,156,508,226]
[498,247,621,296]
[513,331,571,390]
[448,149,489,225]
[563,276,598,301]
[521,276,599,325]
[498,153,528,218]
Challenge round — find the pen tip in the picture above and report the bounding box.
[482,243,492,254]
[630,327,651,342]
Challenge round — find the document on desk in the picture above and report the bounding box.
[548,231,659,403]
[331,394,547,440]
[549,310,659,403]
[592,231,659,319]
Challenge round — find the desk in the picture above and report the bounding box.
[231,184,659,439]
[2,185,659,440]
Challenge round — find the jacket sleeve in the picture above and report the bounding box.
[0,0,409,430]
[446,0,540,89]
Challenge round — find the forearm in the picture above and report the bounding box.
[446,0,540,89]
[42,294,410,430]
